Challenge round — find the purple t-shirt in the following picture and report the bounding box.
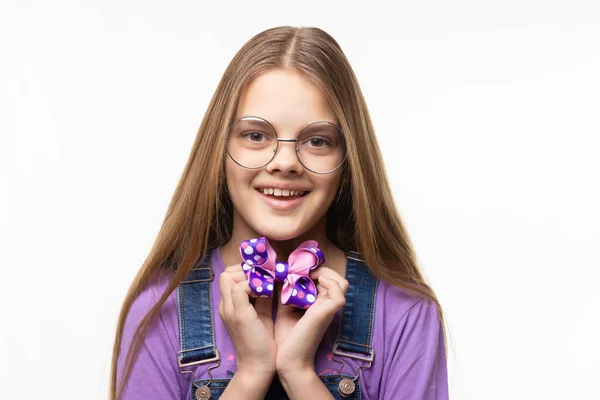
[117,248,448,399]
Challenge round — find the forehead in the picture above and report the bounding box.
[234,68,338,128]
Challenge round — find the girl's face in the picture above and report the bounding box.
[225,68,343,242]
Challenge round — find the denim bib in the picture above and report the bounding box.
[176,250,378,399]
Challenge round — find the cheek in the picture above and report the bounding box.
[312,173,343,211]
[224,157,235,183]
[224,159,257,206]
[322,173,343,197]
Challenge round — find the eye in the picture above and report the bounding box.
[303,137,331,148]
[243,131,268,142]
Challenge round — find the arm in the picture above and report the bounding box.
[275,272,348,400]
[381,299,449,400]
[278,368,334,400]
[218,265,277,399]
[218,370,274,400]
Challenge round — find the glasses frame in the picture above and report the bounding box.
[225,115,347,175]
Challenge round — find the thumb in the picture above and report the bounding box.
[254,294,274,331]
[275,282,298,317]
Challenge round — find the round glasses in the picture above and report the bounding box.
[225,116,346,174]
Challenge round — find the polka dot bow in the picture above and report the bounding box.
[240,237,325,308]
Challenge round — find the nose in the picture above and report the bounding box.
[265,138,304,175]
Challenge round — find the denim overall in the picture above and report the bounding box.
[176,250,379,400]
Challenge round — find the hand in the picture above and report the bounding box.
[274,267,349,377]
[218,265,277,381]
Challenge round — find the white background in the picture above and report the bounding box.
[1,0,599,399]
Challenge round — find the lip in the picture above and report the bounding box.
[254,183,312,192]
[256,189,308,211]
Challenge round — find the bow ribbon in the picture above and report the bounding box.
[239,237,325,308]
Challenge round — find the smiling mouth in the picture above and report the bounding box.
[255,188,310,198]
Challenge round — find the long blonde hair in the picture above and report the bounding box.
[110,26,444,399]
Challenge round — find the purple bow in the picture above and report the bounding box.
[239,237,325,308]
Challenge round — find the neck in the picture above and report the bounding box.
[220,217,338,267]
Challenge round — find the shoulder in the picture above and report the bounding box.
[368,279,448,398]
[124,276,179,331]
[120,275,181,359]
[374,278,443,342]
[374,279,449,398]
[373,278,446,375]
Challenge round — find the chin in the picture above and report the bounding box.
[254,228,304,241]
[250,221,312,242]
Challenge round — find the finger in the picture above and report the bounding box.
[231,282,258,325]
[227,269,259,298]
[218,299,224,321]
[274,302,302,345]
[310,266,345,284]
[275,282,301,317]
[231,280,254,317]
[220,266,251,312]
[315,284,328,299]
[254,296,274,331]
[317,275,346,309]
[276,301,298,319]
[224,268,248,283]
[219,274,234,316]
[311,268,349,294]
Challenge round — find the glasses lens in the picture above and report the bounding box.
[297,122,345,173]
[226,117,277,168]
[226,118,346,173]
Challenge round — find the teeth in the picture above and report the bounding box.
[259,188,306,197]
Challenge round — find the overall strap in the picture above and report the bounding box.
[176,250,220,368]
[334,251,379,361]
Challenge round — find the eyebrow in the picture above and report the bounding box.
[242,119,271,128]
[234,115,341,130]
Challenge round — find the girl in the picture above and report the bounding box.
[111,26,448,399]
